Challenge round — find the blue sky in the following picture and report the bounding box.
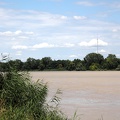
[0,0,120,61]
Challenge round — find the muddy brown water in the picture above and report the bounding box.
[30,71,120,120]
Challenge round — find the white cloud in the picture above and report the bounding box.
[12,43,56,50]
[11,42,75,50]
[73,16,87,20]
[76,1,94,6]
[0,30,34,36]
[112,29,120,32]
[0,31,13,36]
[25,31,34,35]
[98,49,107,53]
[63,43,75,47]
[112,29,118,32]
[0,7,120,60]
[69,55,78,58]
[12,45,28,50]
[79,39,108,47]
[0,8,67,29]
[32,43,55,49]
[14,30,22,35]
[37,0,62,2]
[60,16,68,20]
[18,36,29,39]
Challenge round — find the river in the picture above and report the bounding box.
[30,71,120,120]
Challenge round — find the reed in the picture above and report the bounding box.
[0,65,67,120]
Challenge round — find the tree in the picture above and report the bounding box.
[57,64,63,70]
[0,62,8,72]
[116,65,120,71]
[75,62,86,71]
[73,59,81,66]
[14,59,23,70]
[38,61,45,71]
[22,58,39,70]
[66,62,75,71]
[73,59,86,71]
[41,57,52,70]
[84,53,104,70]
[89,63,100,71]
[104,54,119,70]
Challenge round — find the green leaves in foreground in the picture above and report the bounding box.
[0,70,67,120]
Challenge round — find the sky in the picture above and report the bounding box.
[0,0,120,61]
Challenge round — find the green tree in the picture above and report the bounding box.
[104,54,119,70]
[84,53,104,70]
[0,62,8,72]
[38,61,45,71]
[89,63,100,71]
[73,59,81,66]
[73,59,86,71]
[116,65,120,71]
[75,62,86,71]
[57,64,63,70]
[66,62,75,71]
[14,59,23,70]
[22,57,39,70]
[41,57,52,70]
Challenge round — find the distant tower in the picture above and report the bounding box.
[97,35,98,54]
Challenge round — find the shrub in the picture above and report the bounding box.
[0,68,67,120]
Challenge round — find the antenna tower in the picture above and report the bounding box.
[97,35,98,54]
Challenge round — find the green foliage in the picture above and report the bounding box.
[66,62,76,71]
[116,65,120,71]
[22,58,39,70]
[84,53,104,70]
[89,63,100,71]
[0,53,120,71]
[105,54,119,70]
[0,57,68,120]
[41,57,52,69]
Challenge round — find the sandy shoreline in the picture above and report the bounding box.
[30,71,120,120]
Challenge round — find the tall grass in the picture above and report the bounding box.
[0,61,68,120]
[0,56,105,120]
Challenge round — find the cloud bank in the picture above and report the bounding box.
[79,39,108,47]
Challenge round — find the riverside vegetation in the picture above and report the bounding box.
[0,53,118,120]
[0,53,120,71]
[0,57,81,120]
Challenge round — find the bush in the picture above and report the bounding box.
[89,63,100,71]
[0,68,67,120]
[116,65,120,71]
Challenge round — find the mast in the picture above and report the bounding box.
[97,35,98,54]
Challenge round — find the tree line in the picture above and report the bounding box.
[0,53,120,71]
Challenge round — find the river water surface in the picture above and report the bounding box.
[30,71,120,120]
